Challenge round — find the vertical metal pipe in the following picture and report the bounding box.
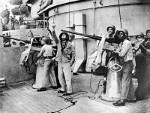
[93,0,96,35]
[118,0,122,29]
[43,13,45,28]
[53,9,56,27]
[35,20,36,29]
[53,12,55,24]
[69,0,71,30]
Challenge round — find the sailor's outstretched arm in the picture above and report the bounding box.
[47,27,59,45]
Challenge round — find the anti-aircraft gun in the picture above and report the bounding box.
[0,31,43,74]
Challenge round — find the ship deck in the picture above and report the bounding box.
[0,73,149,113]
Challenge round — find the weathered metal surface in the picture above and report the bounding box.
[0,47,35,84]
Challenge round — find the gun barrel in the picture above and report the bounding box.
[0,35,30,43]
[129,35,147,38]
[61,30,102,40]
[62,30,150,40]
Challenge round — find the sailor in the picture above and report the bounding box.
[48,27,75,96]
[135,29,150,100]
[34,36,57,91]
[113,29,134,106]
[100,25,122,101]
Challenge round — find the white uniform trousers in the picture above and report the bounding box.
[58,62,72,93]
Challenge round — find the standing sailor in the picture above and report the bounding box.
[48,27,75,96]
[101,25,122,101]
[33,37,57,91]
[135,29,150,100]
[113,29,134,106]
